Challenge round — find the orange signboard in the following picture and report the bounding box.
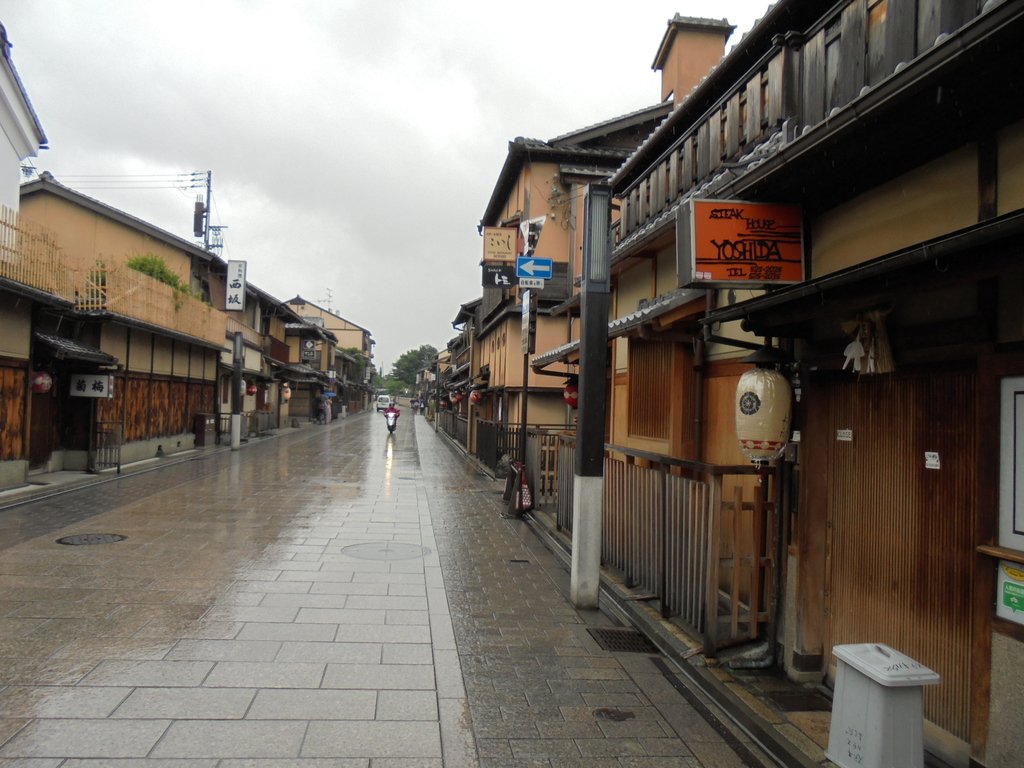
[676,199,804,286]
[482,226,517,263]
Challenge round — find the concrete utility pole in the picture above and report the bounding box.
[231,332,243,450]
[570,184,612,609]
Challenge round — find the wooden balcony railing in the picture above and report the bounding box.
[0,207,75,300]
[527,431,774,654]
[75,265,226,347]
[225,314,263,348]
[1,208,227,348]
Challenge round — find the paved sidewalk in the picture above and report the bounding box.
[0,412,776,766]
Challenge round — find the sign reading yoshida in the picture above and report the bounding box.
[676,199,804,287]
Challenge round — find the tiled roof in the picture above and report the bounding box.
[34,333,117,365]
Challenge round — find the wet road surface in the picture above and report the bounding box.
[0,411,771,766]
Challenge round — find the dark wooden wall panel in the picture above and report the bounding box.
[0,365,26,461]
[838,0,867,106]
[802,31,826,126]
[822,370,975,741]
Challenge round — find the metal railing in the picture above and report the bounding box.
[90,421,122,473]
[527,432,774,653]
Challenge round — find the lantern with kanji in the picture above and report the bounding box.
[281,383,292,402]
[735,367,791,463]
[31,371,53,394]
[563,381,578,409]
[469,389,482,405]
[246,381,258,396]
[453,390,464,404]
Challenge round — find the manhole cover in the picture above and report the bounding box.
[587,627,659,654]
[56,533,126,546]
[339,542,431,561]
[594,707,636,722]
[766,690,832,712]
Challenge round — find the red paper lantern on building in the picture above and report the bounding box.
[453,391,464,404]
[246,381,258,396]
[31,371,53,394]
[469,389,482,405]
[563,382,578,409]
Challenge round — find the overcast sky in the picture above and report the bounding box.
[5,1,771,374]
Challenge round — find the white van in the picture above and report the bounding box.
[375,394,393,412]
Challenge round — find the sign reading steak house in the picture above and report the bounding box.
[676,199,804,287]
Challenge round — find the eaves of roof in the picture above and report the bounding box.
[612,0,823,190]
[0,277,74,309]
[548,101,673,146]
[20,174,215,263]
[69,310,224,351]
[479,138,631,229]
[34,332,117,365]
[0,24,47,148]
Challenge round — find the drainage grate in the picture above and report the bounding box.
[766,690,832,712]
[56,533,126,546]
[587,627,659,654]
[509,559,530,564]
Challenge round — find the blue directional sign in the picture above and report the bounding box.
[516,256,553,280]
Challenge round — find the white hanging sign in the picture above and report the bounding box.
[69,374,114,399]
[226,260,246,311]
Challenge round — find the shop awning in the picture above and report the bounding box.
[34,333,118,365]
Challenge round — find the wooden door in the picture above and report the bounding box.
[817,369,975,741]
[28,387,55,469]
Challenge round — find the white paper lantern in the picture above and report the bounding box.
[735,368,792,463]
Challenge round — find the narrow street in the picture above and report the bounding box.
[0,411,773,766]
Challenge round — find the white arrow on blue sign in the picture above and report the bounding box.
[516,256,553,279]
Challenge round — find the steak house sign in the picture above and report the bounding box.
[676,199,804,287]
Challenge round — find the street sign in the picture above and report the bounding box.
[516,256,553,280]
[519,278,544,289]
[482,263,516,287]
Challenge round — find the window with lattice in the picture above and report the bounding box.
[628,339,671,439]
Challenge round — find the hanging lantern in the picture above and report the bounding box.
[735,367,792,463]
[453,391,464,404]
[563,381,578,409]
[469,389,482,405]
[281,383,292,402]
[31,371,53,394]
[449,391,457,403]
[246,381,258,396]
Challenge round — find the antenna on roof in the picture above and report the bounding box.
[319,289,334,313]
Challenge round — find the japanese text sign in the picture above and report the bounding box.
[676,199,804,287]
[482,227,517,263]
[69,373,114,399]
[226,260,247,311]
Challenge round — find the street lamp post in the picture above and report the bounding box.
[570,184,612,609]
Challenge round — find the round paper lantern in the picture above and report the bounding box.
[735,368,792,463]
[31,371,53,393]
[469,389,482,405]
[246,381,258,396]
[453,391,463,404]
[281,384,292,402]
[563,382,578,409]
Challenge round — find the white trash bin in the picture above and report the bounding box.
[826,643,940,768]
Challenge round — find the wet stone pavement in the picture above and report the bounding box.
[0,411,775,767]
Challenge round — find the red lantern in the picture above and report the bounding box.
[469,389,482,405]
[246,381,258,396]
[31,371,53,394]
[453,391,464,404]
[563,382,578,409]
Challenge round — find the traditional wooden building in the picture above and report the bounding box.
[16,174,224,470]
[604,2,1024,765]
